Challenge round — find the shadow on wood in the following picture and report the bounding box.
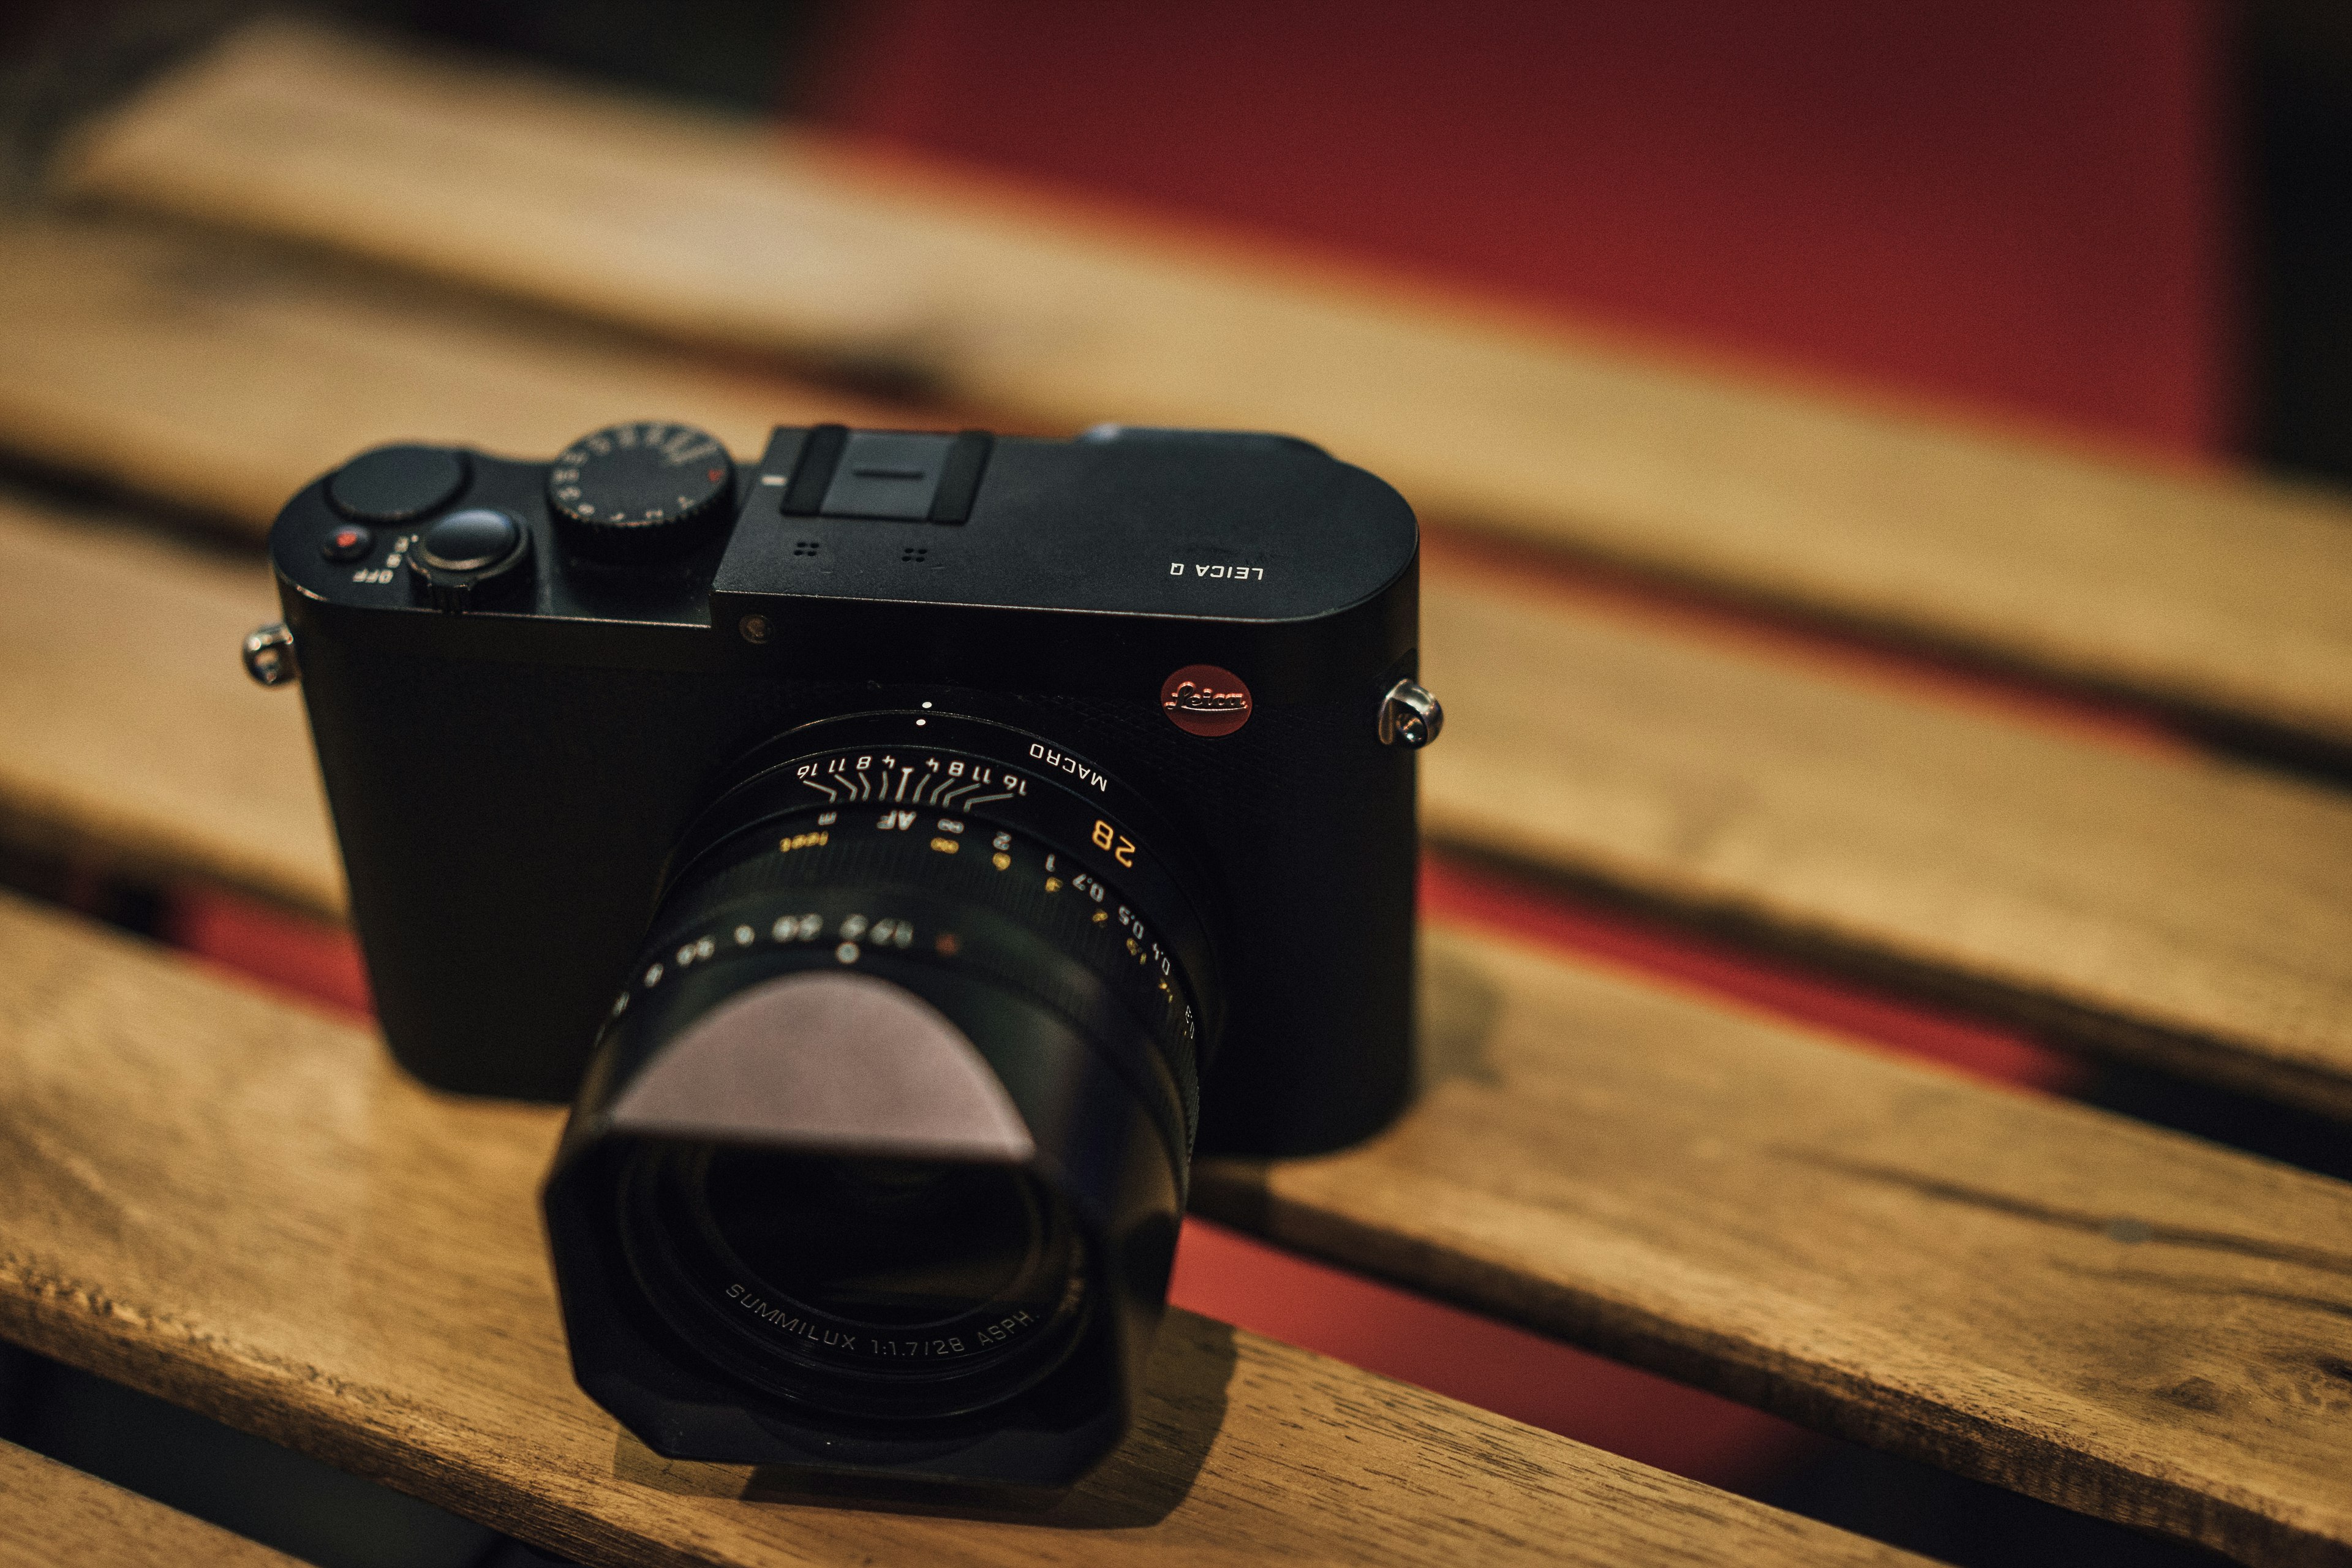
[606,1314,1235,1530]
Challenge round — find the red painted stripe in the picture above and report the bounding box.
[161,892,371,1018]
[1167,1215,1821,1488]
[813,0,2232,458]
[1422,856,2083,1093]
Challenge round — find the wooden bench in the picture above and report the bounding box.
[1,20,2348,1567]
[0,892,1924,1567]
[0,1438,305,1568]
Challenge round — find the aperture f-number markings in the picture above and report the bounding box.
[870,1336,971,1358]
[769,744,1196,1046]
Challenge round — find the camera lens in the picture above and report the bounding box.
[546,712,1215,1460]
[617,1143,1090,1419]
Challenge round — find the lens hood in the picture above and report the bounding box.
[543,930,1183,1488]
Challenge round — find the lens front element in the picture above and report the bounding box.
[620,1143,1089,1419]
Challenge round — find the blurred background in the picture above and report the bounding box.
[15,0,2352,476]
[0,4,2340,1566]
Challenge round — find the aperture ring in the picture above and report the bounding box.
[639,800,1201,1152]
[616,876,1194,1180]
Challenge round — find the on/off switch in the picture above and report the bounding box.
[321,524,375,563]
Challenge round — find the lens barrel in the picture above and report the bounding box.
[543,712,1213,1488]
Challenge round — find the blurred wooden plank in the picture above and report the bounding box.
[5,217,2352,1119]
[0,223,902,531]
[3,511,2351,1563]
[56,18,2352,762]
[1420,561,2352,1120]
[0,1438,304,1568]
[0,895,1925,1568]
[0,503,330,916]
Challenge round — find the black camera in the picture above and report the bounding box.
[257,420,1438,1493]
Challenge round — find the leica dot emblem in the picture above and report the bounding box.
[1160,664,1252,736]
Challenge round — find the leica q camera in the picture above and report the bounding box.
[254,420,1439,1493]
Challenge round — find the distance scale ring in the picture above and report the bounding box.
[674,711,1226,1057]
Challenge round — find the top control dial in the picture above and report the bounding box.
[548,421,734,556]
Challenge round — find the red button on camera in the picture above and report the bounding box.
[321,524,375,563]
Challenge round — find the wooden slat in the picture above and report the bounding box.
[0,224,903,532]
[0,1438,305,1568]
[0,894,1924,1568]
[0,505,332,917]
[4,499,2351,1564]
[5,217,2352,1121]
[55,18,2352,761]
[1420,562,2352,1120]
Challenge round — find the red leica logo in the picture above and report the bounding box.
[1159,665,1253,737]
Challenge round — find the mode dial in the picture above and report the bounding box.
[548,421,734,557]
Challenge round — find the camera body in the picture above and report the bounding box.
[273,421,1421,1152]
[266,421,1426,1488]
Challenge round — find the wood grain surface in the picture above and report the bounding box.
[0,1438,304,1568]
[2,504,2350,1561]
[6,219,2352,1120]
[0,222,903,531]
[1420,559,2352,1120]
[56,19,2352,760]
[0,502,333,916]
[1204,928,2352,1568]
[0,894,1927,1568]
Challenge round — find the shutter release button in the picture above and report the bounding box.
[410,508,532,612]
[420,508,521,570]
